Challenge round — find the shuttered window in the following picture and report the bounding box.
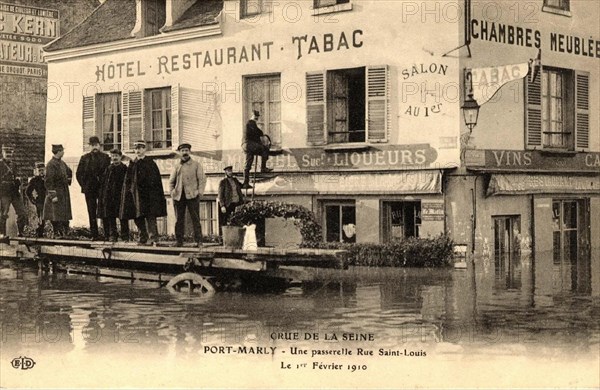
[305,65,389,146]
[526,67,587,151]
[145,87,172,150]
[98,93,122,151]
[244,75,282,148]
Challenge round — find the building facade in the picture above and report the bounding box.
[448,0,599,290]
[0,0,99,178]
[43,0,461,244]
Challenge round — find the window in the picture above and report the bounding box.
[98,93,122,151]
[241,0,270,18]
[382,201,421,241]
[544,0,569,11]
[306,66,388,146]
[143,0,166,36]
[314,0,350,9]
[542,68,572,149]
[323,201,356,243]
[146,88,172,150]
[526,68,589,151]
[200,201,219,236]
[328,67,365,143]
[552,200,579,265]
[244,74,281,148]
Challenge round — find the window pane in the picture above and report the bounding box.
[325,206,340,242]
[152,92,161,109]
[152,111,162,130]
[166,109,171,129]
[563,202,577,229]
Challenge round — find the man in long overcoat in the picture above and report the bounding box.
[97,149,129,242]
[120,140,166,245]
[241,110,272,188]
[0,144,28,237]
[25,162,47,237]
[76,136,110,240]
[43,144,72,237]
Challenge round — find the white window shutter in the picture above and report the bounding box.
[366,65,389,143]
[82,95,96,152]
[306,71,327,146]
[122,90,143,151]
[171,84,180,149]
[180,86,219,157]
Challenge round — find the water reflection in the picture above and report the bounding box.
[1,250,598,359]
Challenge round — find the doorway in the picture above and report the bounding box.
[493,215,521,289]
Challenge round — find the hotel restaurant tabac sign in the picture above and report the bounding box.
[465,149,600,173]
[0,2,59,78]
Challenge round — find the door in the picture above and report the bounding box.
[493,215,521,289]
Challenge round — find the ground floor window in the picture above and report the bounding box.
[200,200,219,237]
[552,199,580,265]
[323,201,356,243]
[381,201,421,241]
[493,215,522,290]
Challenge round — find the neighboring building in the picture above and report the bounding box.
[0,0,99,179]
[448,0,599,274]
[43,0,461,241]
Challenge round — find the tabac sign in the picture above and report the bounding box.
[0,2,59,77]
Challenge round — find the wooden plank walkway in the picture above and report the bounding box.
[2,237,348,279]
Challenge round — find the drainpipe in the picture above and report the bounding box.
[471,175,480,255]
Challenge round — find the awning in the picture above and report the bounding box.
[487,174,600,196]
[205,171,442,196]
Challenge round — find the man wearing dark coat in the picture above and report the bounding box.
[25,162,47,237]
[43,144,72,237]
[97,149,129,242]
[120,140,167,245]
[218,165,244,229]
[241,110,272,188]
[0,144,28,237]
[76,136,110,240]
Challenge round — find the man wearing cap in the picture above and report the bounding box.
[169,143,206,247]
[217,165,244,228]
[0,144,28,237]
[241,110,273,189]
[25,162,47,237]
[76,136,110,240]
[120,140,167,246]
[97,149,129,242]
[43,144,72,237]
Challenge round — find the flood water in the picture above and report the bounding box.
[2,251,599,364]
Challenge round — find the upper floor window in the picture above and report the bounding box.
[244,74,282,148]
[543,0,570,16]
[526,66,590,152]
[314,0,350,8]
[99,93,122,151]
[241,0,270,18]
[306,65,389,147]
[312,0,352,15]
[141,0,166,37]
[146,87,172,150]
[327,67,366,143]
[542,69,570,149]
[544,0,569,11]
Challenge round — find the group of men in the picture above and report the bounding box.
[0,109,272,245]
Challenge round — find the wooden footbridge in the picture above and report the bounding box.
[0,237,348,294]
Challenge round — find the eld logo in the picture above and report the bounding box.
[11,356,36,370]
